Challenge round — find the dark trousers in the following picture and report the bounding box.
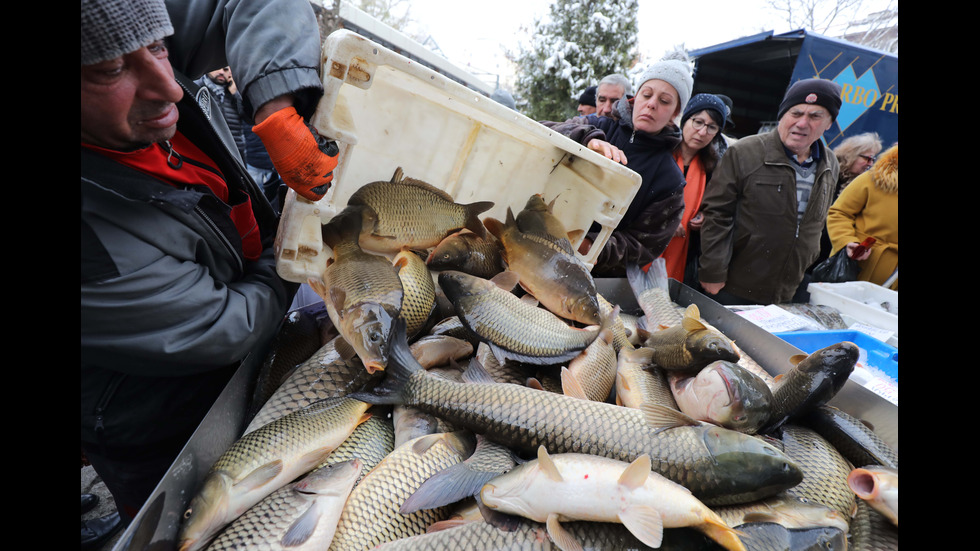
[81,433,188,521]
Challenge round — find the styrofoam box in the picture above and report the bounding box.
[274,29,643,283]
[807,281,898,337]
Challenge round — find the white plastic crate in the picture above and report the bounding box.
[807,281,898,338]
[274,29,642,284]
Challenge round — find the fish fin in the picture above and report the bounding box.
[427,519,473,533]
[465,201,495,238]
[545,194,557,212]
[280,500,320,547]
[328,286,347,314]
[237,460,283,492]
[682,314,707,332]
[697,517,747,551]
[400,459,499,514]
[618,454,651,490]
[624,346,655,365]
[546,513,584,551]
[411,432,449,456]
[640,402,700,430]
[559,366,589,400]
[390,166,405,183]
[536,445,564,482]
[297,447,336,470]
[526,377,545,390]
[489,270,521,293]
[347,318,419,406]
[789,354,808,366]
[334,336,358,362]
[740,511,781,524]
[618,505,664,549]
[307,277,329,302]
[519,292,540,308]
[483,217,505,240]
[461,357,497,384]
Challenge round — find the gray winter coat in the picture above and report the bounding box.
[81,0,322,450]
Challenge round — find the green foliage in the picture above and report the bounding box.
[513,0,639,121]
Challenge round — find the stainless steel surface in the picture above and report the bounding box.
[110,347,267,551]
[111,281,897,550]
[596,278,898,451]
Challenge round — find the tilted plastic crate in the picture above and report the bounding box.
[274,29,642,283]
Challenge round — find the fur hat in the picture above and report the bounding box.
[777,78,843,122]
[635,52,694,114]
[81,0,174,65]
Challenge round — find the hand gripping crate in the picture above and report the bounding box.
[274,29,642,283]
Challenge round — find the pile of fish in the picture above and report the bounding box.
[177,168,898,551]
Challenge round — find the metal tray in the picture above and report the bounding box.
[112,279,897,550]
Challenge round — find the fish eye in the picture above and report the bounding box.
[183,508,192,519]
[369,331,381,343]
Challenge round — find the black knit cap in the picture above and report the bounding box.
[681,93,728,129]
[578,85,597,107]
[777,78,843,122]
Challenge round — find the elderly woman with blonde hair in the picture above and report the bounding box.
[832,132,883,198]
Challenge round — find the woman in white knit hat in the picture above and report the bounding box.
[540,53,695,276]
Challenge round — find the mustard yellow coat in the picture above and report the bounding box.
[826,145,898,290]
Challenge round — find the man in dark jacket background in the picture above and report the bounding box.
[80,0,338,543]
[697,78,842,304]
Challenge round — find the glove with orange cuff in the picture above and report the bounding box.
[252,106,339,201]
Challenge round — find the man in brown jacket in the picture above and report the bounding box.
[697,79,842,304]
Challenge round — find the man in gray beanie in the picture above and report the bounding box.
[81,0,333,540]
[697,78,842,304]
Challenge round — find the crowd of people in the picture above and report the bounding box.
[548,65,897,301]
[80,1,896,548]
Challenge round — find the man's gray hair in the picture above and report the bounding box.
[599,74,632,97]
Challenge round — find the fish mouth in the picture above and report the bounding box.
[364,361,386,374]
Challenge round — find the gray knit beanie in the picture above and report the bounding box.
[635,53,694,114]
[81,0,174,65]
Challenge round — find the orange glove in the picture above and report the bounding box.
[252,106,339,201]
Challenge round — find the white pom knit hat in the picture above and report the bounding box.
[634,52,694,114]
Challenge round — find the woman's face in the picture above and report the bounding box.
[682,110,721,152]
[632,80,680,134]
[849,151,876,174]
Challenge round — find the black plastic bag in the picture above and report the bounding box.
[811,251,859,283]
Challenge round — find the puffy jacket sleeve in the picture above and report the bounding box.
[587,187,684,276]
[825,175,869,256]
[538,118,607,147]
[163,0,324,121]
[81,238,290,377]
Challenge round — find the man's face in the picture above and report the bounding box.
[81,40,183,151]
[208,66,232,86]
[595,83,625,118]
[777,104,833,159]
[577,103,596,116]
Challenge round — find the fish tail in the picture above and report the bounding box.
[348,318,420,406]
[322,206,365,248]
[465,201,495,238]
[626,258,669,295]
[698,516,747,551]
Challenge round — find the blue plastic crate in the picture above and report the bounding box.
[773,330,898,381]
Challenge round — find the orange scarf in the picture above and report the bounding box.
[661,152,707,281]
